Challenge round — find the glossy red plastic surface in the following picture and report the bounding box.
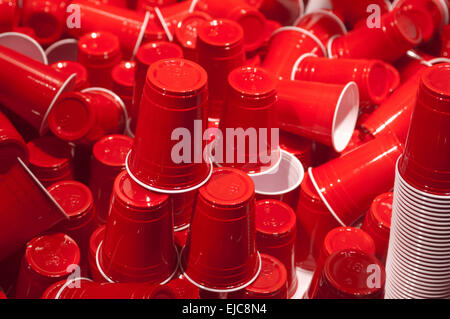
[51,61,90,91]
[399,63,450,195]
[111,61,136,112]
[88,225,106,282]
[330,0,390,27]
[442,25,450,57]
[171,190,197,231]
[0,111,29,174]
[279,131,313,169]
[255,0,303,25]
[296,10,346,47]
[137,0,177,10]
[0,0,19,32]
[181,167,259,290]
[15,233,80,299]
[100,171,176,283]
[128,58,211,191]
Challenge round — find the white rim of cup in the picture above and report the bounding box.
[40,73,77,136]
[189,0,199,13]
[436,0,450,26]
[387,268,450,297]
[293,9,347,35]
[391,230,450,260]
[44,38,78,64]
[395,182,450,210]
[132,11,151,60]
[290,52,318,81]
[395,189,450,216]
[16,157,69,220]
[395,196,450,222]
[54,277,93,299]
[396,171,450,204]
[247,147,283,177]
[251,150,304,196]
[174,223,190,232]
[421,57,450,67]
[0,32,48,64]
[389,247,450,277]
[390,238,450,266]
[297,0,305,22]
[331,81,360,152]
[308,166,347,227]
[95,240,179,285]
[179,247,263,293]
[154,7,173,42]
[326,34,339,59]
[81,87,130,135]
[389,262,450,289]
[270,26,328,58]
[393,205,450,234]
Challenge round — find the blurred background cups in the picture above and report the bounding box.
[181,167,261,292]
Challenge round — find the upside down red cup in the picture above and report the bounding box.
[398,63,450,195]
[88,225,106,281]
[293,54,391,106]
[111,61,136,113]
[15,233,80,299]
[313,249,385,299]
[255,0,304,26]
[330,0,391,27]
[98,170,177,283]
[218,66,280,174]
[255,200,297,298]
[295,9,347,47]
[279,131,313,169]
[137,0,177,10]
[27,136,74,188]
[362,192,393,263]
[89,134,134,224]
[0,45,76,136]
[328,9,422,63]
[0,0,19,32]
[171,190,197,231]
[45,38,79,64]
[276,79,359,152]
[306,227,376,299]
[21,0,69,46]
[228,254,288,299]
[262,26,327,81]
[51,60,90,91]
[0,111,29,174]
[197,19,246,120]
[442,25,450,57]
[309,132,403,227]
[48,88,127,145]
[130,41,183,135]
[127,58,212,193]
[0,159,69,261]
[181,167,261,292]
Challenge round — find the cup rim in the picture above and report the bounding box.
[395,197,450,223]
[387,262,450,289]
[388,247,450,277]
[294,9,348,36]
[290,52,318,81]
[393,206,450,234]
[44,38,78,64]
[395,183,450,210]
[270,26,328,58]
[390,238,450,266]
[54,277,93,299]
[247,147,283,178]
[132,11,151,59]
[0,32,48,64]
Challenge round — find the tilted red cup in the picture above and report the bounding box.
[279,131,313,170]
[51,60,90,91]
[14,233,80,299]
[48,88,127,145]
[330,0,391,27]
[111,61,136,113]
[127,58,212,193]
[218,66,280,174]
[0,0,20,32]
[255,0,304,26]
[313,249,385,299]
[27,136,74,188]
[0,111,29,174]
[361,192,393,263]
[88,225,106,281]
[21,0,69,46]
[228,254,288,299]
[442,25,450,57]
[262,26,327,81]
[197,19,246,120]
[130,41,183,135]
[255,200,297,298]
[293,54,391,106]
[98,170,177,283]
[0,45,76,136]
[181,167,261,292]
[137,0,177,10]
[89,134,134,224]
[171,190,197,231]
[398,63,450,195]
[306,227,376,299]
[295,9,347,48]
[309,132,403,227]
[45,38,79,65]
[328,9,422,63]
[276,79,359,152]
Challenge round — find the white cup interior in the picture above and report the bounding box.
[0,32,47,64]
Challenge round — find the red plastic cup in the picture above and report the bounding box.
[98,170,177,283]
[174,11,212,62]
[228,254,288,299]
[0,111,29,174]
[48,88,127,145]
[255,200,297,298]
[383,61,401,94]
[21,0,69,46]
[51,60,90,91]
[328,9,422,63]
[398,63,450,195]
[171,190,197,231]
[88,225,106,281]
[262,26,327,81]
[174,228,189,252]
[137,0,177,10]
[293,54,391,106]
[309,132,404,227]
[0,0,19,33]
[255,0,304,26]
[0,31,49,65]
[89,134,133,224]
[306,227,376,299]
[78,31,122,90]
[15,233,80,299]
[276,79,359,152]
[279,131,313,169]
[0,290,5,299]
[330,0,391,27]
[442,25,450,57]
[45,38,79,65]
[197,19,246,120]
[181,167,261,292]
[313,249,385,299]
[111,61,136,113]
[295,9,347,48]
[0,45,76,136]
[127,58,212,193]
[218,66,279,174]
[130,41,183,135]
[27,136,74,188]
[0,159,69,261]
[164,277,200,299]
[361,192,393,263]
